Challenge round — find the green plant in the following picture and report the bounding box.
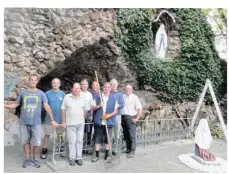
[116,8,227,103]
[115,8,154,71]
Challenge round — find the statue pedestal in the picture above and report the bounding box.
[178,153,227,173]
[192,155,220,166]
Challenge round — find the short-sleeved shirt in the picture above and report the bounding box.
[16,89,48,125]
[44,90,65,124]
[121,93,142,116]
[61,93,89,125]
[80,91,95,111]
[101,93,118,125]
[102,93,118,113]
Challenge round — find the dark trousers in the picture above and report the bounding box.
[84,111,93,146]
[121,115,136,152]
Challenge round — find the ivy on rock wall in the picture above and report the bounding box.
[171,8,226,102]
[116,8,227,103]
[115,8,155,81]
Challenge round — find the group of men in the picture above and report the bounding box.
[4,74,143,168]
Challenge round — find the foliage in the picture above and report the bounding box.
[203,8,227,36]
[116,8,227,103]
[115,8,154,72]
[173,8,227,102]
[202,8,227,60]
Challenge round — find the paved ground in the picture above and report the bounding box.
[4,139,227,173]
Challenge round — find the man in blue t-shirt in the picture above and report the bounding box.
[40,78,65,159]
[4,74,58,168]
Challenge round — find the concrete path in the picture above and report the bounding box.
[4,139,227,173]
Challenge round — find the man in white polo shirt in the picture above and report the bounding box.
[61,83,89,166]
[121,84,143,158]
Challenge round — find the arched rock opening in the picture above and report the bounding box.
[37,36,138,92]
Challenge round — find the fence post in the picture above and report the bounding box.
[144,122,146,148]
[154,120,156,143]
[85,123,88,151]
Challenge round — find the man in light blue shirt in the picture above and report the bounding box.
[40,78,65,159]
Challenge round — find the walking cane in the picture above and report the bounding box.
[94,71,112,157]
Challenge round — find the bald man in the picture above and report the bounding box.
[61,83,89,166]
[121,84,142,158]
[40,78,65,159]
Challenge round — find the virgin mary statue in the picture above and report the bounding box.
[155,23,167,58]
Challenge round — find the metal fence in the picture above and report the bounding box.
[82,118,192,153]
[52,118,192,163]
[136,118,192,147]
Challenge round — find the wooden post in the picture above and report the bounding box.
[94,71,112,151]
[208,80,227,141]
[191,80,208,132]
[191,79,227,141]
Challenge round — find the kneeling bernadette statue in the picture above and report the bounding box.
[194,118,216,163]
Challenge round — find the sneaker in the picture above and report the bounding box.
[112,151,118,156]
[127,152,135,158]
[69,159,76,166]
[124,149,130,154]
[104,155,111,160]
[76,159,83,165]
[22,158,31,168]
[60,146,65,152]
[32,159,40,168]
[83,149,89,154]
[60,146,66,157]
[91,156,99,162]
[40,148,48,159]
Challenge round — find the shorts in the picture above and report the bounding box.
[44,124,65,135]
[20,124,42,146]
[94,125,112,144]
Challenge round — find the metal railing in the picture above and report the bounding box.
[52,118,192,164]
[136,118,192,147]
[81,118,192,152]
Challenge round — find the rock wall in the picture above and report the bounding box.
[4,8,224,146]
[4,8,138,90]
[4,8,138,146]
[135,90,224,137]
[4,107,20,146]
